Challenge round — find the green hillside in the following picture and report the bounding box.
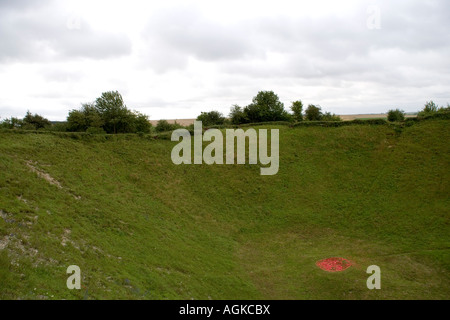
[0,119,449,300]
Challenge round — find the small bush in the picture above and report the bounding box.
[418,110,450,120]
[290,100,304,122]
[322,112,342,122]
[155,120,176,132]
[418,101,450,117]
[23,111,51,130]
[387,109,405,122]
[419,101,438,116]
[229,105,247,125]
[196,111,226,126]
[304,105,322,121]
[0,117,22,129]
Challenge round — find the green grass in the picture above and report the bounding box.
[0,119,449,300]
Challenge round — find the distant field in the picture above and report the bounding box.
[0,118,448,300]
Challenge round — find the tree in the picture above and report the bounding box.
[387,109,405,122]
[322,112,341,121]
[196,110,226,126]
[67,103,104,132]
[243,103,262,123]
[130,111,152,133]
[82,103,104,128]
[290,100,304,122]
[66,109,86,132]
[155,120,174,132]
[422,101,438,114]
[23,111,51,130]
[304,104,322,121]
[66,91,152,134]
[229,105,246,125]
[243,91,290,123]
[0,117,23,129]
[418,100,450,117]
[95,91,134,134]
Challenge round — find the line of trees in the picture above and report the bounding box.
[387,100,450,122]
[66,91,152,134]
[418,101,450,117]
[0,91,152,134]
[2,92,449,133]
[197,93,450,127]
[0,111,52,130]
[197,90,341,126]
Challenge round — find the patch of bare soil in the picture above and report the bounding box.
[26,160,63,189]
[25,160,81,200]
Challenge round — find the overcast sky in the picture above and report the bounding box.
[0,0,449,121]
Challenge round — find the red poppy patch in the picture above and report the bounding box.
[316,257,352,272]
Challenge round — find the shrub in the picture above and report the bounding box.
[66,91,152,134]
[155,120,175,132]
[419,101,438,116]
[67,103,103,132]
[0,117,22,129]
[387,109,405,122]
[418,101,450,117]
[131,111,152,134]
[304,104,322,121]
[322,112,342,122]
[196,111,226,126]
[417,110,450,120]
[23,111,51,130]
[243,91,291,123]
[229,105,247,125]
[95,91,131,134]
[290,100,304,122]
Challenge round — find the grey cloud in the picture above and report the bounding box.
[141,6,260,72]
[0,2,132,62]
[0,0,47,12]
[56,24,132,60]
[216,0,450,91]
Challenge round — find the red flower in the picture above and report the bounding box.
[316,257,352,272]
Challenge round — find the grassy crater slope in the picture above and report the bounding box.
[0,120,449,300]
